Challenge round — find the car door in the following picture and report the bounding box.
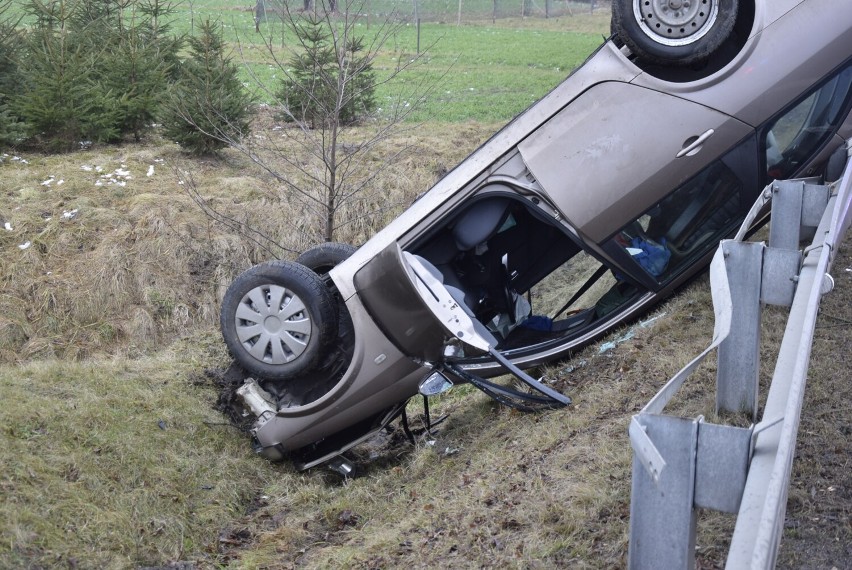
[517,81,754,244]
[353,242,494,362]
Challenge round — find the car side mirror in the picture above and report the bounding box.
[418,371,454,397]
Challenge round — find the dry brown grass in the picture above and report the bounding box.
[0,120,489,364]
[1,120,849,569]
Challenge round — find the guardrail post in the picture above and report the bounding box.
[628,417,753,570]
[628,415,699,570]
[769,180,804,250]
[716,241,763,419]
[694,423,751,513]
[769,180,831,248]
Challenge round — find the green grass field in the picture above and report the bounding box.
[9,0,609,122]
[192,7,608,121]
[227,21,605,122]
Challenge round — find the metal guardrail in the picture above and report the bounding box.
[627,142,852,570]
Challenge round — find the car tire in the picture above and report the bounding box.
[612,0,739,66]
[220,260,338,381]
[281,242,358,404]
[295,242,357,278]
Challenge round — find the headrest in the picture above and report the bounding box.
[452,198,511,251]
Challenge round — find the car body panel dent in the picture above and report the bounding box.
[254,363,425,451]
[519,81,753,242]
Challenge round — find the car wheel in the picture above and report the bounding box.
[612,0,738,66]
[279,242,357,404]
[220,260,338,381]
[295,242,357,279]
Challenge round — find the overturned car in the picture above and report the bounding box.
[220,0,852,470]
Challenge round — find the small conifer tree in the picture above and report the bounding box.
[278,14,376,129]
[101,24,180,141]
[0,0,24,146]
[13,0,123,151]
[161,18,253,154]
[80,0,182,142]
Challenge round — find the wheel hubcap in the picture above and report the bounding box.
[235,284,312,365]
[633,0,719,46]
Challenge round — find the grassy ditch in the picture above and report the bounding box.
[0,122,849,566]
[0,8,848,566]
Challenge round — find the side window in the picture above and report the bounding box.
[608,138,758,284]
[763,63,852,181]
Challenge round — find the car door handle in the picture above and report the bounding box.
[676,129,715,158]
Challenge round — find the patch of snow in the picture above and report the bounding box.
[95,166,134,187]
[147,165,155,177]
[18,241,31,250]
[62,209,79,220]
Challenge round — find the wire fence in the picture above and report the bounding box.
[256,0,611,25]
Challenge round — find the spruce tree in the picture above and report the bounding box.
[161,18,253,155]
[100,24,179,141]
[0,0,24,147]
[13,0,123,151]
[279,15,376,128]
[76,0,181,142]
